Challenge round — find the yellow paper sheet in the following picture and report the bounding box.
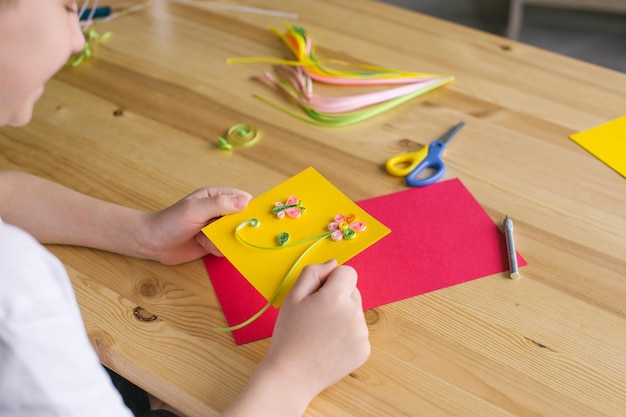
[570,115,626,178]
[202,167,391,306]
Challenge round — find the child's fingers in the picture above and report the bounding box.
[197,193,251,219]
[318,265,359,298]
[286,260,338,303]
[182,187,252,221]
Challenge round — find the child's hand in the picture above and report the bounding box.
[267,260,370,397]
[142,187,252,265]
[223,260,370,417]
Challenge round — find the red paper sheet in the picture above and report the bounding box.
[203,179,526,344]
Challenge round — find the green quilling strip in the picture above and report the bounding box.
[343,229,356,240]
[67,28,112,67]
[217,124,260,150]
[251,76,453,127]
[277,232,290,246]
[216,137,233,150]
[234,219,331,251]
[214,220,332,332]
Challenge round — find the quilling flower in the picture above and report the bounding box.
[273,196,306,219]
[328,213,366,241]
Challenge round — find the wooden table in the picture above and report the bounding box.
[2,0,625,415]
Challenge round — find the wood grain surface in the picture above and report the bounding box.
[1,1,625,416]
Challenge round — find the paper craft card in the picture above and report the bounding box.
[570,115,626,178]
[204,178,526,344]
[202,167,391,307]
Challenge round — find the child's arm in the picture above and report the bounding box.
[0,170,251,264]
[222,261,371,417]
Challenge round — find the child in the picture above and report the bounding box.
[0,1,371,416]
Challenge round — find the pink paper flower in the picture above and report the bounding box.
[328,213,366,241]
[273,196,306,219]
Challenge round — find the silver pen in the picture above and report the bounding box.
[503,216,520,279]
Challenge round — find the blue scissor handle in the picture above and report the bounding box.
[405,141,446,187]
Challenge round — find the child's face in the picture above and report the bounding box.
[0,0,86,127]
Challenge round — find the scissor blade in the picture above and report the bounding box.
[438,121,465,145]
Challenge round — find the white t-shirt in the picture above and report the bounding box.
[0,217,134,417]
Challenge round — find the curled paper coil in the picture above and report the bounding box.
[218,124,261,150]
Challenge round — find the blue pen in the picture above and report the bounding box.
[79,6,112,21]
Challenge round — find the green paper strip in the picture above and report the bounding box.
[214,230,331,332]
[253,75,454,127]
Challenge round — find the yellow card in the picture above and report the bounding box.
[570,115,626,178]
[202,167,391,306]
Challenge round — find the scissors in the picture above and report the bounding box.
[385,121,465,187]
